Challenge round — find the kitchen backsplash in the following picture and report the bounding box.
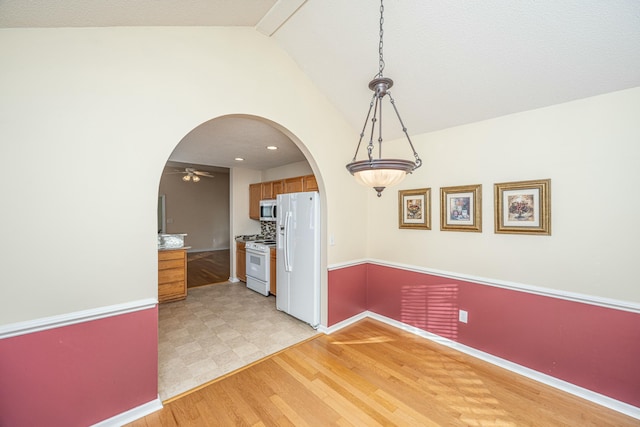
[261,221,276,238]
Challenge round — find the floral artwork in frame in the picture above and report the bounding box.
[494,179,551,235]
[398,188,431,230]
[440,184,482,232]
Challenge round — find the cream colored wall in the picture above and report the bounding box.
[262,160,313,181]
[0,27,366,325]
[229,167,262,282]
[366,87,640,304]
[230,168,263,239]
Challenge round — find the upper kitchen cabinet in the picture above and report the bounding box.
[283,176,304,193]
[284,174,317,193]
[249,174,318,219]
[249,183,262,220]
[303,175,318,192]
[273,180,284,197]
[261,181,275,200]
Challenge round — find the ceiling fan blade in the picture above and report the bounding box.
[194,170,213,177]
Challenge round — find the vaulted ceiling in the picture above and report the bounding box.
[3,0,639,170]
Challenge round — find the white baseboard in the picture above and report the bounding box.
[326,311,640,421]
[91,396,163,427]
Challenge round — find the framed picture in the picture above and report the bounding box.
[398,188,431,230]
[440,184,482,232]
[494,179,551,235]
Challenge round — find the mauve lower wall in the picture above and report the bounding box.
[328,264,367,325]
[0,307,158,427]
[328,263,640,408]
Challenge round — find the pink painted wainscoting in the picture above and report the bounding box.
[328,263,367,326]
[328,262,640,408]
[0,306,158,427]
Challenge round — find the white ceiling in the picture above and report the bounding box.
[3,0,639,171]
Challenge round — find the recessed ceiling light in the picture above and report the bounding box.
[235,157,244,161]
[266,146,278,150]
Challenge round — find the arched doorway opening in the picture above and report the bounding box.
[156,114,325,400]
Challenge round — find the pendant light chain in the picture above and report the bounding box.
[373,0,385,160]
[345,0,423,197]
[378,0,385,78]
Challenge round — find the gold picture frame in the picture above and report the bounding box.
[398,188,431,230]
[440,184,482,232]
[494,179,551,235]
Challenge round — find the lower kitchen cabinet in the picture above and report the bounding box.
[236,241,247,282]
[158,249,187,303]
[270,247,276,295]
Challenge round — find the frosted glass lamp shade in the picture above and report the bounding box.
[346,159,416,197]
[354,168,406,188]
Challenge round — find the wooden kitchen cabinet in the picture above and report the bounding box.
[249,183,262,220]
[272,180,284,197]
[270,247,276,295]
[249,175,318,219]
[158,249,187,303]
[236,241,247,282]
[303,174,318,192]
[261,181,275,200]
[284,176,304,193]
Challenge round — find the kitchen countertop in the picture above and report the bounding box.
[158,246,191,251]
[235,235,274,242]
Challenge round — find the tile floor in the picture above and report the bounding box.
[158,281,318,400]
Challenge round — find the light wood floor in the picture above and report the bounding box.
[187,250,230,288]
[129,318,637,426]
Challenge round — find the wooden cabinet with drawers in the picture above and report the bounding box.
[158,249,187,303]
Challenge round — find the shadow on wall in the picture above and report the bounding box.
[401,283,460,340]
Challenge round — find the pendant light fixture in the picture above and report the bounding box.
[346,0,422,197]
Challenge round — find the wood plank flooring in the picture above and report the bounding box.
[127,318,636,426]
[187,250,230,288]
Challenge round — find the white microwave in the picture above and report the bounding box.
[259,199,277,221]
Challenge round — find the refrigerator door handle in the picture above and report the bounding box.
[284,211,292,272]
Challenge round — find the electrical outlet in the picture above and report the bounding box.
[458,309,468,324]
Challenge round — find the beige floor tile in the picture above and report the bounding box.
[158,281,318,400]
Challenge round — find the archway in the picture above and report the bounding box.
[156,114,327,400]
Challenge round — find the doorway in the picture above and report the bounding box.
[157,114,320,401]
[187,250,230,287]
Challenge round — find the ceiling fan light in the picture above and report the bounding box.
[192,175,200,182]
[182,175,190,182]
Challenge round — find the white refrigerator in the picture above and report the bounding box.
[276,191,320,328]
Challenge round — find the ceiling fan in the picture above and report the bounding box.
[169,167,214,182]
